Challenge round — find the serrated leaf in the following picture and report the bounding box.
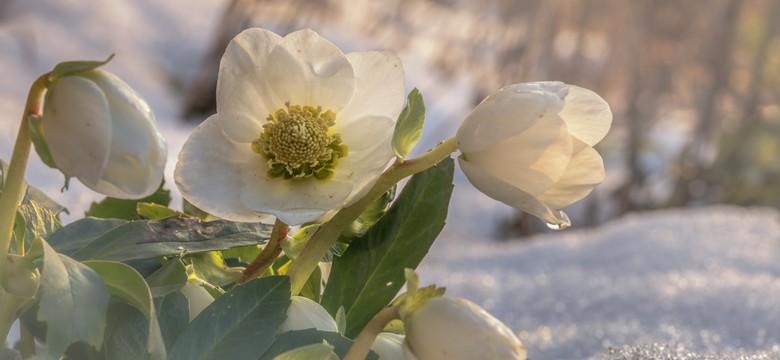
[146,259,188,298]
[137,202,185,220]
[321,158,454,337]
[168,276,291,360]
[272,342,338,360]
[32,238,109,358]
[48,54,114,80]
[392,89,426,159]
[85,182,171,220]
[62,217,271,262]
[259,329,378,360]
[189,251,242,287]
[84,260,166,359]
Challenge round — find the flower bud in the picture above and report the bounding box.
[179,282,214,321]
[403,297,527,360]
[456,81,611,228]
[277,296,338,334]
[371,332,404,360]
[41,69,167,199]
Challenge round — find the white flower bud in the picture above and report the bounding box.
[41,69,167,199]
[456,81,611,228]
[277,296,338,334]
[179,282,214,321]
[404,297,527,360]
[370,332,404,360]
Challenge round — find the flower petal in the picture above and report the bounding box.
[216,28,282,143]
[537,140,605,208]
[175,115,268,222]
[339,51,405,122]
[42,76,112,186]
[558,85,612,146]
[261,29,355,111]
[459,157,568,226]
[461,115,572,196]
[457,82,566,153]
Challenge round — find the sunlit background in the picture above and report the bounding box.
[2,1,780,358]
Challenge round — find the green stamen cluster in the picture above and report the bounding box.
[253,103,348,180]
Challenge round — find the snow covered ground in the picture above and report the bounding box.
[3,2,780,359]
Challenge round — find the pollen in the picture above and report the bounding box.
[253,103,348,180]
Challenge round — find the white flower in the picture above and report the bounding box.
[403,297,527,360]
[456,81,611,228]
[371,332,404,360]
[41,70,167,199]
[277,296,338,334]
[175,28,405,225]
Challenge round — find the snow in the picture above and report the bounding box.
[3,2,780,359]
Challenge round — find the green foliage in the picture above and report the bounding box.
[54,217,271,262]
[271,341,338,360]
[392,88,426,159]
[168,276,291,360]
[28,238,109,358]
[153,292,190,352]
[322,157,454,337]
[137,202,186,220]
[27,114,56,169]
[188,251,242,287]
[259,329,377,360]
[13,199,61,252]
[146,259,188,298]
[84,260,166,359]
[85,183,171,220]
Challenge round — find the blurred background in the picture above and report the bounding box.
[2,0,780,239]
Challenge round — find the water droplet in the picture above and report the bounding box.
[545,209,571,230]
[386,281,393,287]
[177,245,185,251]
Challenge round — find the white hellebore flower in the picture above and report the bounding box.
[456,81,612,228]
[403,297,527,360]
[277,296,338,334]
[175,28,405,225]
[41,70,167,199]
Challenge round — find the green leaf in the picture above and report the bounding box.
[0,349,21,360]
[221,245,263,266]
[1,159,66,215]
[33,238,109,358]
[189,251,242,287]
[85,182,171,220]
[12,199,61,252]
[272,342,338,360]
[84,260,166,359]
[322,157,454,337]
[392,88,426,159]
[28,114,57,169]
[259,329,378,360]
[168,276,291,360]
[298,263,322,303]
[63,217,271,262]
[154,292,189,351]
[335,307,346,335]
[47,217,127,256]
[48,54,114,80]
[146,259,188,298]
[101,300,153,360]
[137,202,185,220]
[339,186,395,243]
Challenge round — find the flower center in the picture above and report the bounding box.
[252,103,348,180]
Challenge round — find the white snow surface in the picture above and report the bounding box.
[3,2,780,360]
[421,206,780,359]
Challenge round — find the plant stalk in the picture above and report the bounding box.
[236,218,289,284]
[343,305,400,360]
[286,137,458,295]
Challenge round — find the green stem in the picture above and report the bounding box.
[20,322,35,357]
[287,137,458,295]
[236,218,289,284]
[0,74,49,264]
[343,305,400,360]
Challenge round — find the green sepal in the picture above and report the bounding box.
[392,88,426,159]
[395,269,445,321]
[48,54,114,81]
[27,114,57,169]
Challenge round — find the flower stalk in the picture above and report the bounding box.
[286,137,457,295]
[237,218,289,284]
[343,305,400,360]
[0,74,49,263]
